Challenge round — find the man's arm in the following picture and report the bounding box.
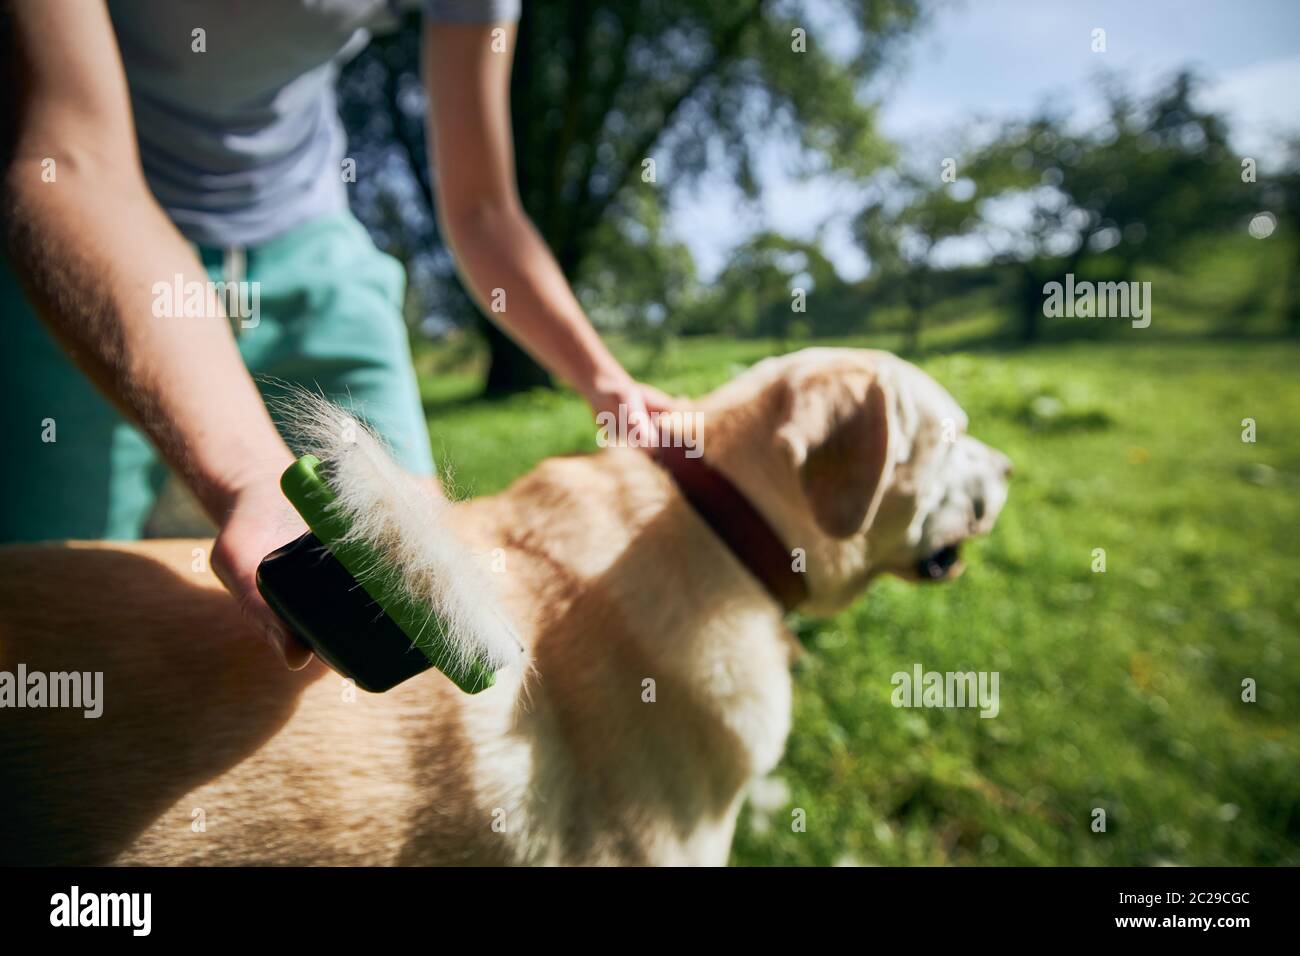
[422,21,670,431]
[1,0,307,665]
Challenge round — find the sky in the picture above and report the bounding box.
[668,0,1300,281]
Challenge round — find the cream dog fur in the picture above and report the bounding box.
[0,348,1010,865]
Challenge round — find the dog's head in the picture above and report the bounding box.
[699,348,1011,614]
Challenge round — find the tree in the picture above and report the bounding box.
[338,0,920,393]
[678,231,840,339]
[963,71,1248,341]
[1265,139,1300,335]
[855,166,977,352]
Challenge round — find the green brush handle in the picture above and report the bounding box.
[280,455,496,693]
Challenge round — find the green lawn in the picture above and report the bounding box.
[418,336,1300,866]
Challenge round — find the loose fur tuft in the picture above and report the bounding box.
[274,391,524,678]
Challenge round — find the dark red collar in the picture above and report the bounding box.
[653,443,809,613]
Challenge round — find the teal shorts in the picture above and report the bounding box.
[0,210,434,542]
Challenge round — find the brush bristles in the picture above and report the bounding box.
[275,391,524,677]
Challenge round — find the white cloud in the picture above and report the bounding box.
[1200,55,1300,162]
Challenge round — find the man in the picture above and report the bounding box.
[0,0,668,668]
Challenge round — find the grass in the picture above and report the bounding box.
[416,334,1300,866]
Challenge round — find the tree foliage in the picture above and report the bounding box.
[962,71,1253,340]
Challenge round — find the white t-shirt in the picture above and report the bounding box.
[107,0,521,247]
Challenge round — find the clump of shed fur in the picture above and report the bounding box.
[276,392,523,677]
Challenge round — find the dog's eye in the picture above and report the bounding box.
[972,497,986,522]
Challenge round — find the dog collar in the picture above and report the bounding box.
[653,443,809,613]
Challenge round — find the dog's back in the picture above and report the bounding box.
[0,449,791,866]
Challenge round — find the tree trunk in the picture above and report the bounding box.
[1018,265,1042,342]
[1287,244,1300,336]
[906,305,924,354]
[904,271,926,354]
[480,319,552,396]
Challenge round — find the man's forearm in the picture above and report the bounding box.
[3,162,292,519]
[439,202,628,397]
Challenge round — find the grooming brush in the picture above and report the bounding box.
[256,399,522,694]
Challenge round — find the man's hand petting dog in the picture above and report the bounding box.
[583,372,679,453]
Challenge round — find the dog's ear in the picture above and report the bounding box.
[776,361,891,538]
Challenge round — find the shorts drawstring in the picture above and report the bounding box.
[222,245,247,335]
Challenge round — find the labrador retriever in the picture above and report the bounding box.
[0,347,1010,865]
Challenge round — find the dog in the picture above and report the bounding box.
[0,348,1010,865]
